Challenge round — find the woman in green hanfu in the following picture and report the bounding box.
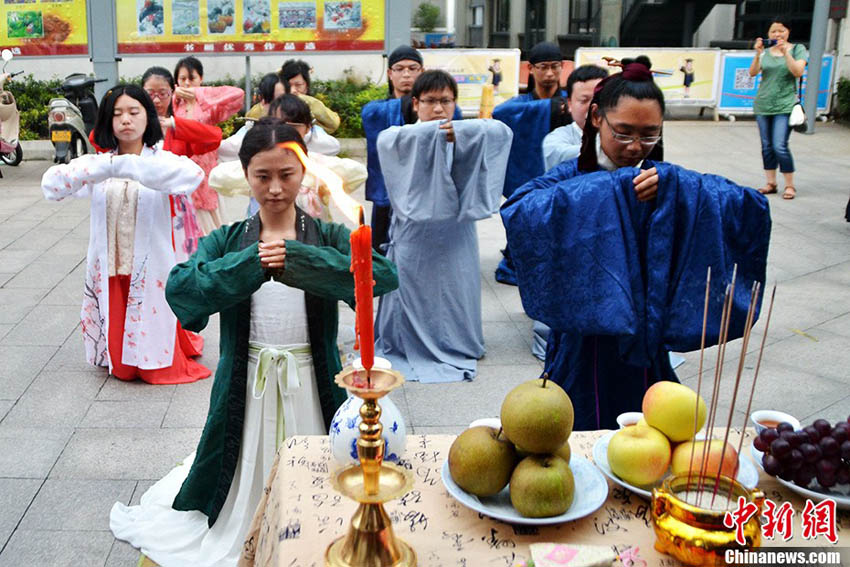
[109,116,399,567]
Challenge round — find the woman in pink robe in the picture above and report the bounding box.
[172,56,244,234]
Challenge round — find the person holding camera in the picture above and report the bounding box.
[749,16,807,200]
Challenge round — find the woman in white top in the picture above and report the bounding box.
[41,84,210,384]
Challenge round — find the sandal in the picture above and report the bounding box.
[758,182,778,195]
[783,186,796,200]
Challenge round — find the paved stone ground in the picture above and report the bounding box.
[0,120,849,565]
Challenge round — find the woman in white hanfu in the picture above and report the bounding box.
[40,84,210,385]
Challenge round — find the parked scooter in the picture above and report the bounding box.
[48,72,106,163]
[0,49,24,170]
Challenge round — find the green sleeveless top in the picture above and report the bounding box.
[753,43,808,115]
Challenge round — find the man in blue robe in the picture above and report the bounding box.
[501,161,771,430]
[493,41,571,285]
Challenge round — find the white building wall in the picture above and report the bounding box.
[692,4,735,47]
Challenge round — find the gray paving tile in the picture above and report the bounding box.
[480,281,512,322]
[405,364,544,427]
[411,425,464,435]
[809,312,850,338]
[0,287,47,324]
[0,426,73,479]
[800,395,850,426]
[2,371,104,428]
[0,345,57,400]
[0,400,12,421]
[50,428,201,480]
[105,538,142,567]
[81,400,170,429]
[479,321,539,366]
[2,304,82,346]
[0,529,114,567]
[0,250,34,272]
[40,270,85,305]
[96,378,176,402]
[0,478,41,546]
[43,328,100,374]
[0,273,14,286]
[2,259,75,289]
[0,325,11,342]
[3,228,71,252]
[161,379,213,428]
[19,479,135,531]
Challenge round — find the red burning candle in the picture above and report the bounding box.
[350,207,374,372]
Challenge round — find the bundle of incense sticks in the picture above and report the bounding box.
[683,264,777,509]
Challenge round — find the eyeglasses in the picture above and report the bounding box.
[390,64,422,75]
[532,62,562,73]
[417,97,455,107]
[145,88,172,100]
[602,115,662,146]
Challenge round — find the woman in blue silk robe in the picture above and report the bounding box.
[502,57,771,430]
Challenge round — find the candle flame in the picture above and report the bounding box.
[277,141,363,225]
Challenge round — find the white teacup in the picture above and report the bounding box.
[750,410,800,435]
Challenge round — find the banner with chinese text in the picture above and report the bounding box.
[116,0,384,54]
[0,0,88,56]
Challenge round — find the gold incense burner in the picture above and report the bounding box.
[325,366,416,567]
[652,474,764,566]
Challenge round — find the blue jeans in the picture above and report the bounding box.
[756,113,795,173]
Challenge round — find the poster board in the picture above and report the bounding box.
[717,51,834,114]
[575,47,722,107]
[116,0,384,55]
[420,48,521,115]
[0,0,88,56]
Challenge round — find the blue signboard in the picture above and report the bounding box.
[717,51,833,113]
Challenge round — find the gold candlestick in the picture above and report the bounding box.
[325,366,417,567]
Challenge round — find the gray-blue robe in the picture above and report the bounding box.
[374,119,512,383]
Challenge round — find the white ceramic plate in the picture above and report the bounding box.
[592,430,759,499]
[750,443,850,510]
[441,456,608,525]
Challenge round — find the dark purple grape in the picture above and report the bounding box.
[803,426,821,443]
[763,454,783,476]
[800,443,821,464]
[841,440,850,461]
[847,414,850,424]
[761,428,780,445]
[777,421,795,433]
[771,438,792,458]
[784,449,804,470]
[814,419,832,438]
[831,426,848,445]
[779,467,796,482]
[795,431,811,447]
[753,435,768,452]
[819,436,840,457]
[794,465,815,487]
[816,459,837,477]
[816,471,837,488]
[780,430,800,448]
[836,466,850,486]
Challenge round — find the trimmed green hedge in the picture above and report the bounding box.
[6,74,386,141]
[837,77,850,121]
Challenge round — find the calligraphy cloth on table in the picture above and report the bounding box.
[501,160,771,429]
[374,119,512,383]
[41,149,204,371]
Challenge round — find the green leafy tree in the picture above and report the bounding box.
[413,2,442,33]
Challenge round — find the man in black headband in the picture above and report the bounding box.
[387,45,424,100]
[492,41,570,285]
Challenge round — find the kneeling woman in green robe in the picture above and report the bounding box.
[109,116,399,567]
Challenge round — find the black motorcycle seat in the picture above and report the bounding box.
[62,74,98,89]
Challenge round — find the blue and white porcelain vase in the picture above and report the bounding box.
[329,357,407,464]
